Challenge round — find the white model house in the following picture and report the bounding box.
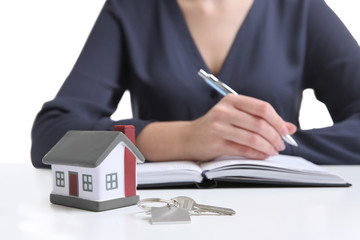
[42,129,145,211]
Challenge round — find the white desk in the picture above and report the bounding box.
[1,163,360,240]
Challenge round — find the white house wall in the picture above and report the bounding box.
[96,143,125,201]
[51,143,126,202]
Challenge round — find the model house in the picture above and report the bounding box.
[42,128,145,211]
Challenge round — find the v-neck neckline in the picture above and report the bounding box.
[170,0,258,79]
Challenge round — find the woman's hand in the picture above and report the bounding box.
[183,94,297,161]
[136,94,296,162]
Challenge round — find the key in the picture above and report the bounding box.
[172,196,235,215]
[137,198,191,224]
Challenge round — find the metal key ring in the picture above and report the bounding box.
[137,198,179,211]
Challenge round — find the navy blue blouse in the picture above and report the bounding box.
[31,0,360,168]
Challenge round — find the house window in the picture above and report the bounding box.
[106,173,118,190]
[82,174,93,192]
[55,171,65,187]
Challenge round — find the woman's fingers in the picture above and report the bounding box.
[222,124,280,157]
[224,108,286,152]
[286,122,297,135]
[227,94,291,136]
[191,94,296,160]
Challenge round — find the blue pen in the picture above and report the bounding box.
[198,69,298,147]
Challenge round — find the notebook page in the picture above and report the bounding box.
[137,161,203,184]
[200,155,336,175]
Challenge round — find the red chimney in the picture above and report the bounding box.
[114,125,136,197]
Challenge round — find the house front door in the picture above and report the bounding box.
[69,172,78,197]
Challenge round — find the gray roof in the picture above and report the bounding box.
[42,131,145,168]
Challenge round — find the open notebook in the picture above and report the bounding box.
[137,155,350,188]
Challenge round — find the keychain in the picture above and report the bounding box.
[138,198,191,224]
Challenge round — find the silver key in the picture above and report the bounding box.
[172,196,235,215]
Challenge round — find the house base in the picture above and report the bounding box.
[50,194,139,212]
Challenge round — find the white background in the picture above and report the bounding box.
[0,0,359,164]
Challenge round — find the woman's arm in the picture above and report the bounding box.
[31,1,151,168]
[137,94,296,162]
[292,0,360,164]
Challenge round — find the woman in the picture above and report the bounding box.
[31,0,360,168]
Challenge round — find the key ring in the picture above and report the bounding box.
[137,198,179,211]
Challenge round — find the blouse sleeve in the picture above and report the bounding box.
[31,0,150,168]
[286,0,360,164]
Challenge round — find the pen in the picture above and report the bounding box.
[198,69,298,147]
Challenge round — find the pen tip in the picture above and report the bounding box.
[282,135,298,147]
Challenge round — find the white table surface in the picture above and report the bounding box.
[1,163,359,240]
